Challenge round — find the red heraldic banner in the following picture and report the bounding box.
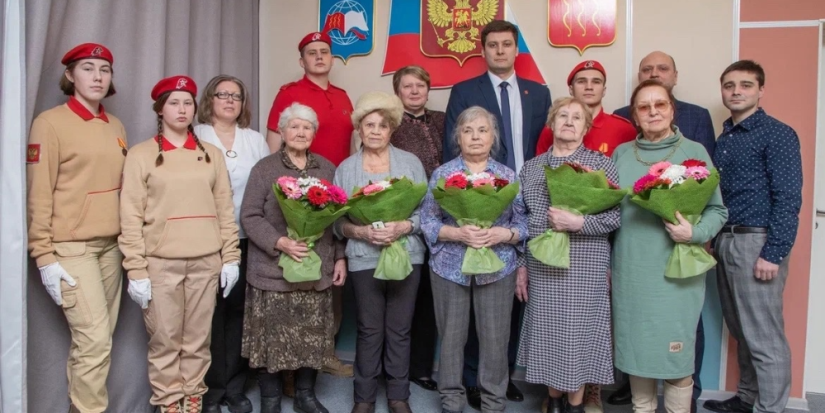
[548,0,617,55]
[383,0,545,89]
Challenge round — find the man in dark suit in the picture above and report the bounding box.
[613,51,716,155]
[444,21,551,172]
[443,19,551,411]
[610,51,714,413]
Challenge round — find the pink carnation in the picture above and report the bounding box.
[648,161,672,177]
[685,166,710,180]
[362,183,385,196]
[633,174,657,194]
[327,185,348,204]
[277,176,302,199]
[472,177,494,187]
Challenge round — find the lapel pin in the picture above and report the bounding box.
[524,90,529,95]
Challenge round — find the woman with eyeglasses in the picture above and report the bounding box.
[194,74,269,413]
[610,79,726,413]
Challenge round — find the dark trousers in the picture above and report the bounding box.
[694,316,705,400]
[409,260,437,380]
[204,239,249,403]
[463,296,522,387]
[351,265,421,403]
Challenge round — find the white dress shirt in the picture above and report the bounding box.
[195,124,270,239]
[487,71,524,174]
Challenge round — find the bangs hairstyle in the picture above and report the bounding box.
[720,59,765,87]
[452,106,501,158]
[481,20,519,46]
[546,97,593,132]
[59,60,116,97]
[152,90,208,167]
[392,65,431,94]
[197,75,252,128]
[629,79,677,132]
[357,109,401,131]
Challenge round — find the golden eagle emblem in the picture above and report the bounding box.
[426,0,499,55]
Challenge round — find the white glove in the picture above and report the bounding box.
[220,262,240,298]
[127,279,152,309]
[39,262,77,306]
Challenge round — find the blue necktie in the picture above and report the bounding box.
[499,82,516,170]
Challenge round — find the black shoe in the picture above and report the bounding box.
[223,394,253,413]
[506,380,524,402]
[607,381,632,405]
[261,397,282,413]
[547,396,564,413]
[466,386,482,411]
[703,396,754,413]
[565,402,584,413]
[294,368,329,413]
[203,400,221,413]
[411,377,438,391]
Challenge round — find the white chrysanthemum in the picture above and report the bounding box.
[376,180,392,189]
[467,172,494,181]
[660,165,687,183]
[297,177,325,190]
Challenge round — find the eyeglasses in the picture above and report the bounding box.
[636,100,671,115]
[215,91,243,102]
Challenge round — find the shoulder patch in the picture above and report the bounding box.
[279,81,298,91]
[27,144,41,164]
[608,113,634,125]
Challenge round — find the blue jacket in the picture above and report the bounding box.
[614,99,716,156]
[444,73,551,164]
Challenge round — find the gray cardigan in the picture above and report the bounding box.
[333,145,428,272]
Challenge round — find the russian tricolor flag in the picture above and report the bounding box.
[382,1,545,89]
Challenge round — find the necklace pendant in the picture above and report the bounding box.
[226,149,238,158]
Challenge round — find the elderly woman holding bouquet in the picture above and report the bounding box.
[419,106,527,413]
[516,97,621,413]
[239,102,347,413]
[611,79,727,413]
[333,91,427,413]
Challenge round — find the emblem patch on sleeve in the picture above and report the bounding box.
[27,144,41,164]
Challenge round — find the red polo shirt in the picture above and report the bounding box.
[535,109,637,157]
[267,75,354,166]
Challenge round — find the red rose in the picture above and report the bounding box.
[319,178,333,187]
[493,178,509,188]
[306,186,330,207]
[445,174,468,189]
[682,159,707,168]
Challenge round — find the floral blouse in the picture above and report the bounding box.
[419,156,528,286]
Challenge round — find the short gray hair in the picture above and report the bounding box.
[278,103,319,133]
[452,106,501,158]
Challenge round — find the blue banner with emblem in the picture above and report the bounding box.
[318,0,375,63]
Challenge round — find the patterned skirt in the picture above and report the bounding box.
[241,285,333,373]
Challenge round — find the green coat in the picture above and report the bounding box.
[610,129,727,379]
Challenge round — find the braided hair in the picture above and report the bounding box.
[188,123,210,163]
[152,91,209,165]
[155,116,164,166]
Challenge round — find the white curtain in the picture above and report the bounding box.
[0,0,28,411]
[23,1,259,412]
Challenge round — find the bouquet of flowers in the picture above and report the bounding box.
[432,171,520,274]
[528,162,625,268]
[347,176,428,280]
[273,176,350,283]
[630,159,720,278]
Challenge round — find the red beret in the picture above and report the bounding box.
[567,60,606,86]
[298,31,332,52]
[151,75,198,101]
[61,43,114,65]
